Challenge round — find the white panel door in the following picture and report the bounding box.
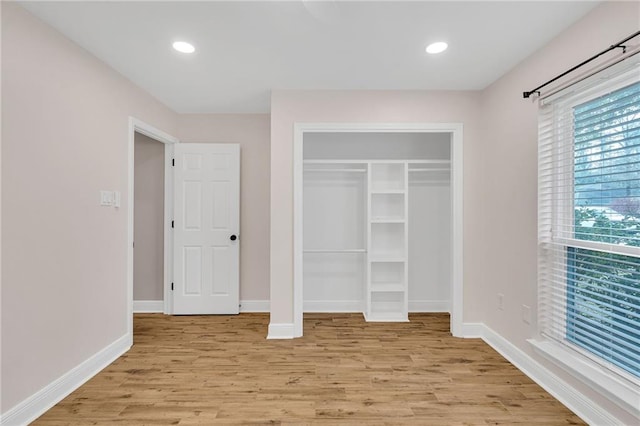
[173,143,240,314]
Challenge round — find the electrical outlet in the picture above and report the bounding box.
[497,293,504,311]
[522,304,532,324]
[100,190,120,208]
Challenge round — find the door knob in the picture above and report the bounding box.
[230,234,237,241]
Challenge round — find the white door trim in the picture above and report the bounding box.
[292,122,464,338]
[127,117,179,339]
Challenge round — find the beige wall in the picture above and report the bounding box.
[134,133,165,301]
[176,114,271,301]
[1,2,177,412]
[269,90,484,325]
[479,2,639,422]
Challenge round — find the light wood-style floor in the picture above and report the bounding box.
[34,313,584,425]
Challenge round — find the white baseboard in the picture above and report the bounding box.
[481,325,622,426]
[267,323,295,339]
[301,300,450,313]
[239,300,269,312]
[133,299,270,314]
[1,333,130,426]
[303,300,363,312]
[133,300,164,313]
[143,299,447,315]
[409,300,450,312]
[460,322,484,338]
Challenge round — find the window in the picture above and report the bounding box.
[568,81,640,378]
[538,65,640,402]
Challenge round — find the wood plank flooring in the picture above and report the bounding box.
[34,313,584,425]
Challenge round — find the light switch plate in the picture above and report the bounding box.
[100,190,114,206]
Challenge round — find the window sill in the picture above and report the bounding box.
[528,339,640,417]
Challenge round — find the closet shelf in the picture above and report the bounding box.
[304,168,366,173]
[305,159,450,164]
[369,256,405,263]
[371,283,405,292]
[304,159,364,164]
[370,218,405,223]
[409,168,450,172]
[370,189,405,194]
[408,160,451,165]
[304,249,367,253]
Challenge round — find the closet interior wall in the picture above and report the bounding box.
[302,132,452,320]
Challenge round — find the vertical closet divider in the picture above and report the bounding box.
[365,162,372,320]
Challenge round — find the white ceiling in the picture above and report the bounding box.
[20,1,599,113]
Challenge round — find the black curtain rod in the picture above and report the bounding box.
[523,30,640,99]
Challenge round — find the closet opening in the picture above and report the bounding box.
[293,124,463,338]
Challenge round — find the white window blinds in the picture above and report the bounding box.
[538,61,640,384]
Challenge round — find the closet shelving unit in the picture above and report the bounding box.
[303,159,451,322]
[367,162,408,321]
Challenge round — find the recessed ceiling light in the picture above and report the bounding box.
[173,41,195,54]
[426,42,448,54]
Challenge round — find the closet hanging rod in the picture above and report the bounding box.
[523,30,640,99]
[408,168,450,172]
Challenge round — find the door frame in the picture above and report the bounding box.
[127,117,179,338]
[292,122,464,338]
